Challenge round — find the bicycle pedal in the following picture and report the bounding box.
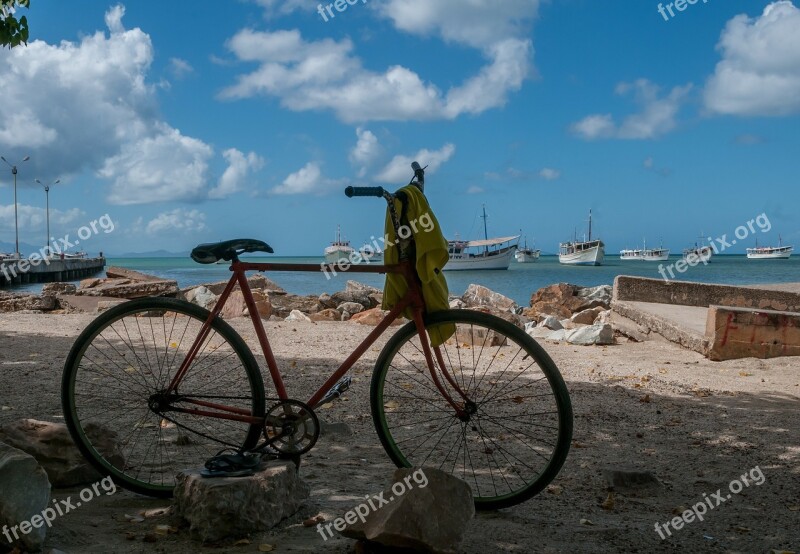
[317,376,352,407]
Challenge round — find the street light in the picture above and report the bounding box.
[1,155,30,257]
[36,178,60,257]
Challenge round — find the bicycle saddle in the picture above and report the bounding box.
[191,239,273,264]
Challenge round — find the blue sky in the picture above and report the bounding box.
[0,0,798,256]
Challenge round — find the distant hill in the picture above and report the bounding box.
[107,249,188,258]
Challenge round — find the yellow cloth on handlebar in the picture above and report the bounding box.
[382,185,455,347]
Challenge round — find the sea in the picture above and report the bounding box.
[8,255,799,305]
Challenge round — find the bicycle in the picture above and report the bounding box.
[61,162,573,510]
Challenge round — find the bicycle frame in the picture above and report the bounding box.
[165,258,469,424]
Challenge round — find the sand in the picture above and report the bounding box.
[0,312,798,553]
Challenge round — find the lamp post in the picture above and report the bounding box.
[1,155,30,257]
[36,178,59,257]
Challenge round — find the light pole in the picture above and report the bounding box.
[36,178,59,257]
[1,155,30,257]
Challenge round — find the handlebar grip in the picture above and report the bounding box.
[345,186,385,198]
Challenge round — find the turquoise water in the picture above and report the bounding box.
[10,255,798,305]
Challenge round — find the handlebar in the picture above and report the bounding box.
[344,186,385,198]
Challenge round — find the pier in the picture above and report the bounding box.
[0,257,106,287]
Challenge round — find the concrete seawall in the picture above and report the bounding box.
[0,257,106,287]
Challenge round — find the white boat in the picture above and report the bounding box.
[515,236,540,263]
[746,236,793,259]
[682,233,713,263]
[324,225,355,264]
[62,251,87,259]
[559,210,605,266]
[444,205,518,271]
[621,239,669,261]
[358,243,383,264]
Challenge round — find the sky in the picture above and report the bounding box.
[0,0,798,256]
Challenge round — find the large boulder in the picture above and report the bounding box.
[537,316,564,330]
[346,280,381,295]
[174,461,309,542]
[185,286,217,310]
[0,442,51,552]
[269,294,321,317]
[41,282,77,296]
[524,283,612,319]
[105,267,161,281]
[74,278,179,299]
[310,308,340,322]
[0,294,57,313]
[570,306,605,325]
[461,284,517,312]
[285,310,312,322]
[0,419,124,488]
[331,290,374,310]
[340,467,474,554]
[576,284,612,309]
[564,324,614,346]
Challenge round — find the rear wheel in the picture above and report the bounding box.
[371,310,573,510]
[62,297,266,497]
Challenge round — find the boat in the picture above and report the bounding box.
[746,235,793,259]
[559,210,605,266]
[444,206,518,271]
[515,235,541,263]
[324,225,355,264]
[682,233,713,263]
[620,239,669,261]
[61,251,87,259]
[357,243,383,264]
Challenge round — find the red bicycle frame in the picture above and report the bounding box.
[165,258,469,424]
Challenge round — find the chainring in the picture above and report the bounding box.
[262,399,320,456]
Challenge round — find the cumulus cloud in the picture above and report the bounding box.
[145,208,207,236]
[209,148,265,199]
[168,57,194,79]
[0,203,83,232]
[571,79,692,140]
[374,143,455,183]
[349,127,383,178]
[466,185,484,194]
[221,1,538,122]
[538,168,561,181]
[270,162,345,195]
[704,1,800,116]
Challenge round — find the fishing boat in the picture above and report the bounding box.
[515,235,541,263]
[357,243,383,264]
[746,235,793,259]
[682,233,713,263]
[559,210,604,266]
[621,239,669,261]
[444,206,518,271]
[324,225,355,264]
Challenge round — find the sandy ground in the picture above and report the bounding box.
[0,312,798,554]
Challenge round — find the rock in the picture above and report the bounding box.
[185,286,217,310]
[269,294,321,317]
[318,293,337,310]
[0,442,51,551]
[341,467,473,554]
[522,302,572,320]
[349,308,384,325]
[55,294,121,314]
[331,290,373,310]
[310,308,340,322]
[105,267,160,281]
[174,461,309,542]
[461,284,517,312]
[0,294,56,312]
[41,282,77,296]
[537,316,563,331]
[285,310,312,322]
[0,419,125,488]
[449,298,465,309]
[245,290,272,319]
[339,302,365,316]
[571,306,605,325]
[74,278,179,299]
[526,283,613,319]
[560,318,578,330]
[603,469,662,492]
[96,299,126,313]
[219,290,247,319]
[594,309,612,325]
[181,274,285,298]
[564,324,614,346]
[576,285,612,310]
[79,277,102,289]
[466,306,527,330]
[346,280,381,295]
[546,329,567,342]
[526,326,553,340]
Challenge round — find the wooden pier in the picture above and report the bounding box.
[0,257,106,287]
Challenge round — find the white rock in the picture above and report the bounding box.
[0,442,51,551]
[594,309,612,325]
[565,324,614,345]
[537,316,563,330]
[186,286,217,310]
[546,329,567,342]
[285,310,312,322]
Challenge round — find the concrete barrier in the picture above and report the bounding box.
[613,276,800,312]
[0,257,106,287]
[706,306,800,361]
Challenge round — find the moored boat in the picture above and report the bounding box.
[559,210,604,266]
[444,205,518,271]
[682,233,713,263]
[324,225,355,264]
[746,236,793,259]
[515,235,540,263]
[358,243,383,263]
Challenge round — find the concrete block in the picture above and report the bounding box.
[705,305,800,361]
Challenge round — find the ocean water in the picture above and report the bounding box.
[8,254,799,305]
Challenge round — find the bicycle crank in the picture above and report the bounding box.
[259,399,320,456]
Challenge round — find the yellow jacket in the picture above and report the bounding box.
[382,185,454,346]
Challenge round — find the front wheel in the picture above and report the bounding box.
[61,297,266,498]
[371,310,573,510]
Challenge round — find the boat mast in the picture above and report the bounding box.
[588,209,593,242]
[482,204,489,254]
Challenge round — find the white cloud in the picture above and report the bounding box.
[705,1,800,116]
[221,0,537,123]
[374,143,456,183]
[0,203,83,232]
[349,127,383,177]
[466,185,484,194]
[538,168,561,181]
[168,57,194,79]
[145,208,207,236]
[0,5,221,205]
[270,162,345,195]
[209,148,265,199]
[571,79,692,140]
